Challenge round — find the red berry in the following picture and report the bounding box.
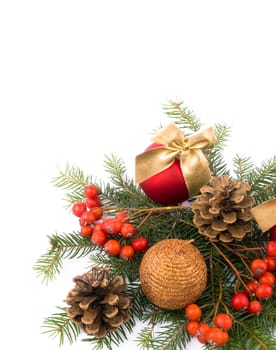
[250,259,267,277]
[197,335,208,344]
[121,223,136,238]
[269,225,276,241]
[91,206,103,220]
[101,218,122,235]
[80,211,96,224]
[231,292,249,311]
[219,330,229,346]
[246,280,259,295]
[80,225,93,237]
[131,237,149,252]
[266,241,276,257]
[258,271,275,287]
[119,245,135,260]
[85,198,98,209]
[94,195,102,207]
[104,239,121,256]
[214,313,233,331]
[115,212,127,222]
[84,184,99,198]
[185,303,202,321]
[198,323,210,339]
[247,300,262,314]
[91,230,107,246]
[186,321,199,336]
[264,256,276,272]
[93,223,103,232]
[255,284,273,299]
[72,202,87,217]
[206,327,229,346]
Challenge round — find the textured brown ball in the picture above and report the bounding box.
[139,239,207,310]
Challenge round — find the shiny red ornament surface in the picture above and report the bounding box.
[269,225,276,241]
[140,143,189,205]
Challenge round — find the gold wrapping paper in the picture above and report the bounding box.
[135,124,216,198]
[251,198,276,232]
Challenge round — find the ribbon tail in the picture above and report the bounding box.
[180,150,211,197]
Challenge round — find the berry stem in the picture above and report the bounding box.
[221,243,253,277]
[211,241,248,291]
[101,205,190,225]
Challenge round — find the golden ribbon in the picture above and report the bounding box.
[251,198,276,232]
[135,124,216,198]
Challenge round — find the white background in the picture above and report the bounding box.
[0,1,275,349]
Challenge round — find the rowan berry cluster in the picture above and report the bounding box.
[231,225,276,315]
[72,184,149,260]
[185,303,232,346]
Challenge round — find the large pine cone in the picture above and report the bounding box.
[66,267,131,338]
[192,175,255,242]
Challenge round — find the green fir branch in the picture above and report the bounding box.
[33,232,95,283]
[232,154,255,181]
[52,163,99,208]
[42,306,81,346]
[152,320,189,350]
[52,163,94,191]
[247,156,276,203]
[136,326,156,350]
[103,153,154,207]
[162,99,202,132]
[233,319,276,350]
[206,123,231,177]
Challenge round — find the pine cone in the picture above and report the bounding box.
[66,266,131,338]
[192,175,255,242]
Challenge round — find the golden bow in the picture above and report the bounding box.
[251,199,276,232]
[135,124,216,198]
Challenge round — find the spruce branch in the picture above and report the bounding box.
[206,123,231,177]
[103,153,155,207]
[33,232,95,283]
[52,163,94,191]
[152,320,189,350]
[234,320,276,350]
[232,154,255,181]
[136,326,156,350]
[52,163,99,208]
[162,99,202,132]
[247,156,276,203]
[42,306,81,346]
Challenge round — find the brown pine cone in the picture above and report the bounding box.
[66,266,131,338]
[192,175,255,242]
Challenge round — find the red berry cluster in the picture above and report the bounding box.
[72,184,149,260]
[72,184,103,237]
[231,225,276,315]
[185,303,232,346]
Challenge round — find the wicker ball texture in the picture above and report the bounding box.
[139,239,207,310]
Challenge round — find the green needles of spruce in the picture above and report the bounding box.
[34,100,276,350]
[42,306,81,346]
[33,232,95,284]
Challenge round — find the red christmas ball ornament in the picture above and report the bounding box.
[269,225,276,241]
[140,143,189,205]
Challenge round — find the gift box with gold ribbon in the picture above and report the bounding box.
[135,123,216,205]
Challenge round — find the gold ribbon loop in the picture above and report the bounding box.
[251,199,276,232]
[135,124,216,198]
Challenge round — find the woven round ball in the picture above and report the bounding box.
[139,239,207,310]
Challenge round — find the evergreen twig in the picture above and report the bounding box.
[42,306,81,346]
[33,232,95,283]
[162,99,202,132]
